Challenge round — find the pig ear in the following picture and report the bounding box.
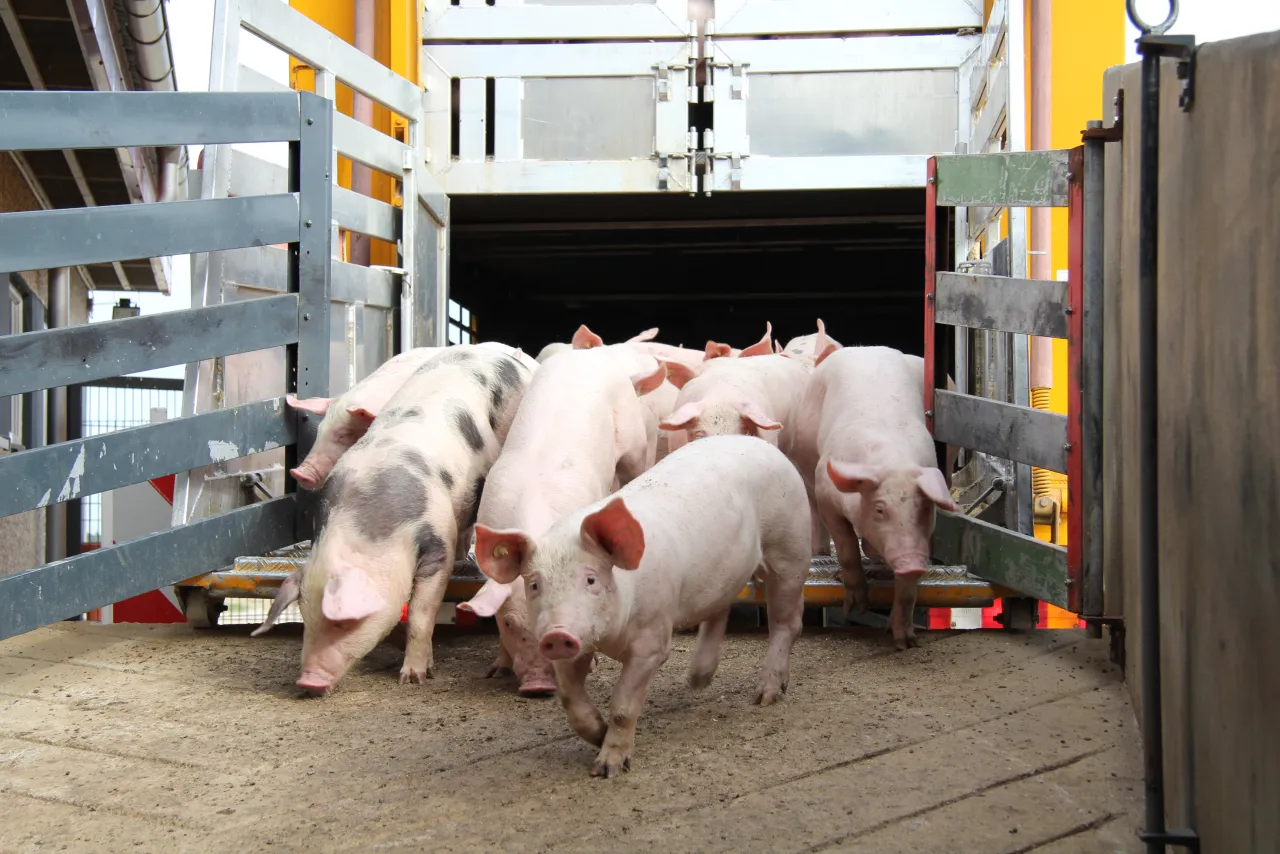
[661,360,697,390]
[916,468,958,511]
[814,340,840,367]
[826,460,882,494]
[659,401,702,432]
[345,405,377,425]
[287,394,334,416]
[627,327,659,343]
[630,360,667,397]
[738,402,782,433]
[580,497,645,571]
[289,466,321,491]
[475,524,535,584]
[703,341,731,361]
[572,325,605,350]
[773,340,783,354]
[458,578,513,618]
[321,567,386,623]
[250,570,303,636]
[739,322,774,358]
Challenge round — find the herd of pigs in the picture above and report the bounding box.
[252,320,958,777]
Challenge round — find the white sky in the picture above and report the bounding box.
[100,0,1280,377]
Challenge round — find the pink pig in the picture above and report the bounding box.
[286,342,535,490]
[791,346,958,651]
[475,435,810,777]
[781,319,843,369]
[252,346,532,693]
[458,344,667,695]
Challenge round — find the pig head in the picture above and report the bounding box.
[457,579,558,695]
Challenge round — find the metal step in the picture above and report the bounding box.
[182,545,1010,610]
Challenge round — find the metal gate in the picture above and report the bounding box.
[0,89,334,640]
[175,0,451,535]
[922,144,1103,620]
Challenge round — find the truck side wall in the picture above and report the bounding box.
[1103,33,1280,850]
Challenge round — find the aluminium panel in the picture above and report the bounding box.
[521,78,658,162]
[933,389,1069,473]
[935,150,1071,208]
[0,295,300,399]
[424,1,687,41]
[713,0,982,36]
[932,510,1068,608]
[935,271,1070,339]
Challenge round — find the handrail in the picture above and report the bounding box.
[0,91,304,149]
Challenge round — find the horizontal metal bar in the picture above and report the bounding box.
[0,194,300,272]
[935,150,1071,208]
[0,294,299,398]
[935,271,1069,338]
[239,0,421,119]
[332,258,398,309]
[79,376,184,391]
[229,150,289,196]
[933,389,1069,473]
[334,185,400,242]
[0,91,301,151]
[713,0,982,36]
[218,245,397,309]
[334,113,408,176]
[932,510,1068,608]
[0,496,298,642]
[238,64,291,93]
[711,33,980,73]
[425,41,690,79]
[425,2,688,41]
[0,398,294,519]
[416,164,450,227]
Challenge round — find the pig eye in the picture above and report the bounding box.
[875,502,887,517]
[586,575,596,586]
[529,581,539,593]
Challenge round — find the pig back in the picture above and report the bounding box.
[813,346,935,467]
[606,436,809,618]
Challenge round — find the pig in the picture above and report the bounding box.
[536,326,659,364]
[457,344,668,696]
[782,319,843,369]
[475,435,810,777]
[790,346,958,651]
[251,346,533,692]
[286,341,535,490]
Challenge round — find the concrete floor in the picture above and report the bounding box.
[0,622,1144,853]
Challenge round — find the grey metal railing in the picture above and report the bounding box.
[0,90,333,640]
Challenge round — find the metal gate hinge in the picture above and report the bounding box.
[1136,34,1197,111]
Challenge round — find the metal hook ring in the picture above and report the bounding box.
[1127,0,1179,35]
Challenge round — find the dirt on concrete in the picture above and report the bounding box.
[0,622,1144,853]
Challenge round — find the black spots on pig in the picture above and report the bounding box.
[494,355,524,389]
[324,464,428,541]
[453,407,485,451]
[398,448,432,481]
[401,406,424,420]
[486,356,525,428]
[471,369,490,389]
[438,467,455,492]
[414,527,449,578]
[414,348,474,376]
[462,476,485,530]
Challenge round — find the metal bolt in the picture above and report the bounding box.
[307,117,314,126]
[928,176,936,184]
[1063,443,1073,452]
[305,219,313,227]
[1066,171,1075,180]
[926,293,935,301]
[303,313,311,322]
[1064,306,1074,314]
[925,410,934,418]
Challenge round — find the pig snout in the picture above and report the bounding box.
[539,627,583,661]
[297,670,335,695]
[517,672,558,697]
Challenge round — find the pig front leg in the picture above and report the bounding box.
[400,569,450,684]
[889,571,923,651]
[593,639,670,778]
[756,557,806,705]
[486,642,514,679]
[817,496,867,614]
[687,609,730,689]
[809,491,831,557]
[555,654,606,747]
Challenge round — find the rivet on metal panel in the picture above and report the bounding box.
[305,219,313,227]
[729,153,742,191]
[306,118,314,126]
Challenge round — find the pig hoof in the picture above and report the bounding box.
[753,679,785,707]
[590,756,631,779]
[484,664,514,679]
[399,666,434,685]
[687,669,715,690]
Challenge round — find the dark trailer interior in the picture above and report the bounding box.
[449,189,932,355]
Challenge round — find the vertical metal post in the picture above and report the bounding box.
[64,382,82,560]
[45,267,70,563]
[290,92,334,541]
[1136,36,1165,854]
[923,156,939,435]
[1065,146,1085,616]
[1081,124,1107,632]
